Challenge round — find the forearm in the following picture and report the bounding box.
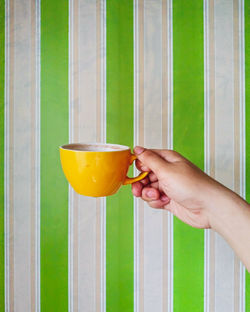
[207,186,250,272]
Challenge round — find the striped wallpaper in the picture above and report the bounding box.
[0,0,249,311]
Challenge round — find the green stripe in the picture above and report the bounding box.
[106,1,134,311]
[41,1,69,311]
[245,0,250,310]
[0,0,4,311]
[173,1,204,311]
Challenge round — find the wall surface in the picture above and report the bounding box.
[0,0,250,311]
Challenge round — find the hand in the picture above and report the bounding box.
[132,146,225,229]
[132,146,250,271]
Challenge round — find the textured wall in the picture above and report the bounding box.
[0,0,250,311]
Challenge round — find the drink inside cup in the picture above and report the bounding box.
[59,143,148,197]
[62,143,130,152]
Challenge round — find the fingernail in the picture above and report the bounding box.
[146,190,155,198]
[134,146,145,155]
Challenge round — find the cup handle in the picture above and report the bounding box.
[123,154,149,185]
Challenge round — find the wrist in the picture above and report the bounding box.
[204,184,250,271]
[205,183,249,232]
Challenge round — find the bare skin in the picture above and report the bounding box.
[131,146,250,272]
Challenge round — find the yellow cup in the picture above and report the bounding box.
[59,143,149,197]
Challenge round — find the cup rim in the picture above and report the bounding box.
[59,142,131,152]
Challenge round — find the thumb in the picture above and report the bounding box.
[134,146,169,177]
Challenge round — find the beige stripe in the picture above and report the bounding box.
[30,0,37,310]
[233,0,240,310]
[138,0,144,311]
[9,0,15,310]
[13,0,35,308]
[73,0,79,311]
[162,0,168,311]
[208,0,215,310]
[144,1,164,309]
[77,0,98,309]
[214,0,236,309]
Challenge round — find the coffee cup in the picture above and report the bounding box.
[59,143,149,197]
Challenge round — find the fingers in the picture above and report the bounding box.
[141,187,170,208]
[149,172,158,182]
[132,179,159,197]
[135,159,150,172]
[150,149,184,163]
[135,162,158,182]
[141,187,160,200]
[148,197,170,209]
[140,176,150,185]
[131,181,143,197]
[134,146,184,164]
[132,183,170,209]
[134,147,170,177]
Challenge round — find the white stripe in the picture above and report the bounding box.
[68,0,74,310]
[167,1,173,311]
[4,0,10,310]
[133,0,140,310]
[68,186,74,312]
[35,0,41,311]
[167,0,173,150]
[238,0,245,310]
[100,195,106,312]
[69,0,78,311]
[167,213,173,312]
[101,0,107,312]
[100,196,106,312]
[100,1,106,311]
[204,0,210,310]
[239,0,245,201]
[101,0,107,143]
[203,0,210,176]
[133,195,140,312]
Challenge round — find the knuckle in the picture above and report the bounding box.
[167,149,183,160]
[169,150,180,157]
[144,150,156,159]
[141,150,159,165]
